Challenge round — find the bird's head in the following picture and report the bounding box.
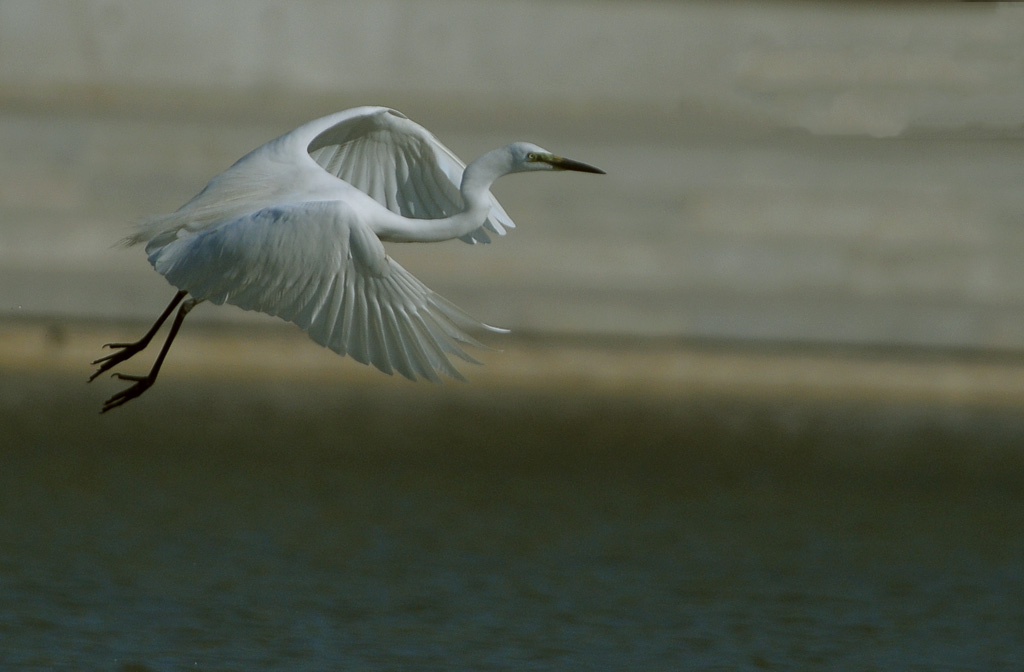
[507,142,605,175]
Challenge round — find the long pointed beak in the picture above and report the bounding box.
[546,156,606,174]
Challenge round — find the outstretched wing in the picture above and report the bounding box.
[302,107,515,244]
[146,200,504,382]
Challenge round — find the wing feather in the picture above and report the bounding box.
[303,270,338,342]
[305,107,515,245]
[379,300,419,381]
[404,313,466,381]
[350,272,375,369]
[146,201,499,381]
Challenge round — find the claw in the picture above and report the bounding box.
[89,341,148,382]
[100,373,156,414]
[112,373,148,382]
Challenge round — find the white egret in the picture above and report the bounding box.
[90,106,604,412]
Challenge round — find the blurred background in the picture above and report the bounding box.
[4,0,1024,346]
[3,1,1024,670]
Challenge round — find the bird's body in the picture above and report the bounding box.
[91,106,603,412]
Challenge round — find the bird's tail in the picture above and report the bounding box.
[119,212,192,250]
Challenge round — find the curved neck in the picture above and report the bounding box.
[372,147,511,243]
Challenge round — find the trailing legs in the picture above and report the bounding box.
[90,290,201,413]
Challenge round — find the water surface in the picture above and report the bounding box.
[2,371,1023,670]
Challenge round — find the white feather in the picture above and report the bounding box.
[115,106,602,387]
[148,201,503,381]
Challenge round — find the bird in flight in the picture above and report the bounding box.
[90,106,604,412]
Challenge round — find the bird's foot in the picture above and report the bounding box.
[100,373,155,414]
[89,340,149,382]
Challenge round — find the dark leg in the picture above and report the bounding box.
[89,290,187,382]
[99,296,200,414]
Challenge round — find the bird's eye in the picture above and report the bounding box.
[527,152,538,162]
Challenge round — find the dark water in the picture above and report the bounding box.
[2,371,1024,671]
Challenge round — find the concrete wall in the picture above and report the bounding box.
[3,0,1024,134]
[3,1,1024,350]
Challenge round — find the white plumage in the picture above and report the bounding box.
[91,106,604,412]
